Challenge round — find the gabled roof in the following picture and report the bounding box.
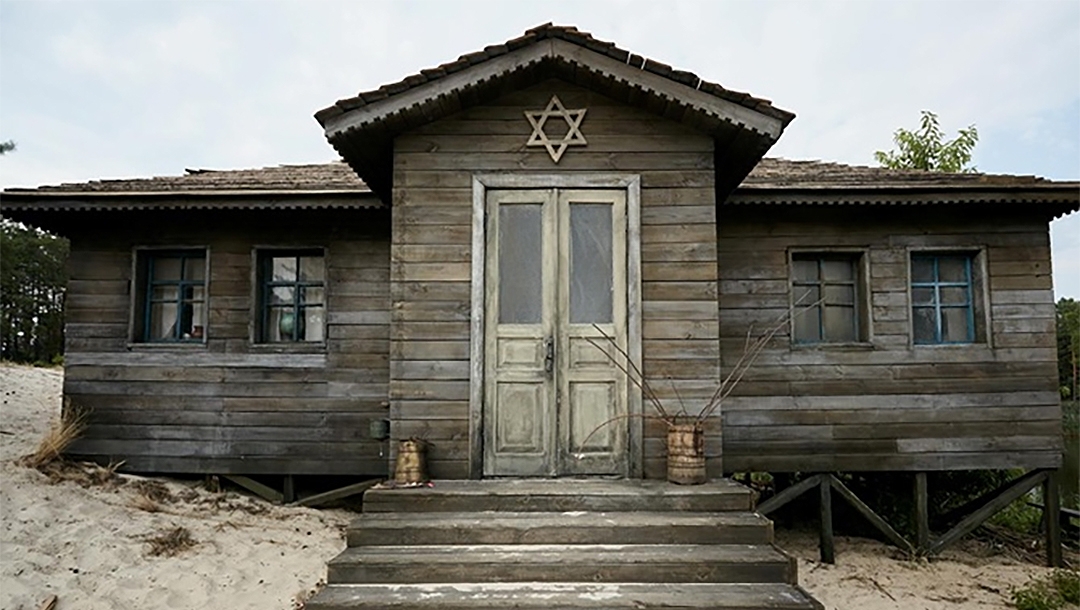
[315,24,796,202]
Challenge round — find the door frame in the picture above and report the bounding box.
[469,173,643,479]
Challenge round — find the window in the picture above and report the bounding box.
[257,250,325,343]
[791,254,863,344]
[911,253,976,344]
[134,249,207,343]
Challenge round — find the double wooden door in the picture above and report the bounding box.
[483,188,628,477]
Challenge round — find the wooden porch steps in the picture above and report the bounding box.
[306,479,822,610]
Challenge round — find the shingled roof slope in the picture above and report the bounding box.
[316,23,794,127]
[4,158,1076,197]
[3,162,368,194]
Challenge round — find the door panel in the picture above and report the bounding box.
[557,190,627,475]
[484,188,627,477]
[484,190,556,476]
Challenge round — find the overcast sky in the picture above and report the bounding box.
[1,0,1077,296]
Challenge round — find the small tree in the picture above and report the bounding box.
[0,140,15,155]
[875,111,978,173]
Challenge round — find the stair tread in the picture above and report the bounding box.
[363,479,752,513]
[330,543,788,565]
[351,511,770,527]
[307,582,819,609]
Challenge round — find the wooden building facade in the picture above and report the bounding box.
[3,25,1077,481]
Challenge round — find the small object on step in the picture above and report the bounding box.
[393,438,429,485]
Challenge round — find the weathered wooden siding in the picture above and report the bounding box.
[63,209,391,475]
[391,79,719,479]
[716,205,1061,472]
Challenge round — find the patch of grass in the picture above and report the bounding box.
[1012,570,1080,610]
[989,495,1044,534]
[142,526,196,557]
[21,405,88,470]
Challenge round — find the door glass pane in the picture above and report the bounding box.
[499,204,542,324]
[570,204,613,324]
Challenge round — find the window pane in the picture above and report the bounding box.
[272,257,298,282]
[912,287,936,306]
[794,284,820,307]
[268,307,302,341]
[942,307,972,342]
[150,302,178,340]
[498,205,543,324]
[793,303,821,343]
[913,307,937,344]
[151,285,178,303]
[570,204,613,324]
[184,285,205,302]
[302,286,324,306]
[824,285,855,306]
[938,257,968,283]
[154,257,183,281]
[792,259,818,282]
[188,302,205,338]
[940,286,969,305]
[183,257,205,281]
[304,307,325,342]
[912,257,935,283]
[299,256,324,282]
[822,259,854,282]
[271,286,294,305]
[823,305,856,342]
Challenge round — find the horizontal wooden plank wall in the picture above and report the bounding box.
[62,209,391,475]
[716,205,1061,472]
[391,79,719,479]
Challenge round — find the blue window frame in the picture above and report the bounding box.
[791,254,861,344]
[138,250,206,343]
[258,250,325,343]
[911,254,975,344]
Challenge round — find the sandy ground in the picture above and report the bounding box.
[0,362,1072,610]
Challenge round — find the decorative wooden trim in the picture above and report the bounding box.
[468,173,643,479]
[322,39,784,140]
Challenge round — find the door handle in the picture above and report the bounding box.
[544,337,555,377]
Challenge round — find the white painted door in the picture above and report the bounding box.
[484,188,627,476]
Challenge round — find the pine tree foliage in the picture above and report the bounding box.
[0,219,69,363]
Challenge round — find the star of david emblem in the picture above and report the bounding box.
[524,95,587,163]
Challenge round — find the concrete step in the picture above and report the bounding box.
[362,479,754,513]
[306,582,822,610]
[347,511,773,547]
[326,544,795,585]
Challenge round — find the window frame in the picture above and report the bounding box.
[253,247,327,346]
[129,246,210,346]
[787,249,871,347]
[908,249,987,346]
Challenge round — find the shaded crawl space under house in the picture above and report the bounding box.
[3,24,1077,487]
